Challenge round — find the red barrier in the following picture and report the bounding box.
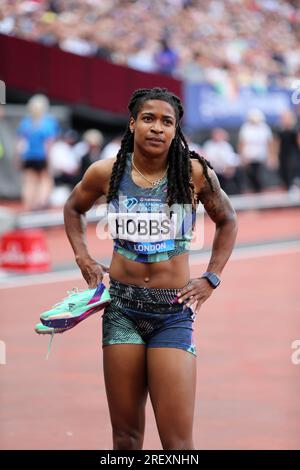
[0,229,50,272]
[0,34,182,113]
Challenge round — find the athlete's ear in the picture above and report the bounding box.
[129,117,135,134]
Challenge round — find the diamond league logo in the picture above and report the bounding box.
[122,197,138,210]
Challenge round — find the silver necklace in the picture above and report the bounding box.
[131,153,168,187]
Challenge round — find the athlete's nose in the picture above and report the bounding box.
[151,120,163,134]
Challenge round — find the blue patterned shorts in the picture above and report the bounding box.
[102,277,197,357]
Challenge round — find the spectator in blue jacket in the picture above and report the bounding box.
[16,94,59,211]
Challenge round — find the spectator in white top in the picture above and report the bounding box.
[79,129,104,179]
[238,109,273,192]
[203,128,242,195]
[48,129,80,188]
[100,135,122,160]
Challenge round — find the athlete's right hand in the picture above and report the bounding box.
[76,256,109,288]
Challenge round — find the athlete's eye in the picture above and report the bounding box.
[164,120,173,126]
[143,116,152,122]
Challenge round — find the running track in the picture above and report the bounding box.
[0,208,300,449]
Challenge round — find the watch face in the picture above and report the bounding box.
[202,272,220,288]
[209,273,220,286]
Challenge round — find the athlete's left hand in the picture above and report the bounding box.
[176,278,214,314]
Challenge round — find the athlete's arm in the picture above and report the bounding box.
[198,168,238,277]
[176,168,237,312]
[64,160,112,287]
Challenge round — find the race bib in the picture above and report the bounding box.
[108,212,178,243]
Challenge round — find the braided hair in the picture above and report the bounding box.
[106,87,214,208]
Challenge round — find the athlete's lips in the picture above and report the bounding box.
[146,137,165,144]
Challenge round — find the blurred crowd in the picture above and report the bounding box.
[1,0,300,90]
[10,94,300,211]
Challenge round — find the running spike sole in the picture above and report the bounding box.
[40,300,110,329]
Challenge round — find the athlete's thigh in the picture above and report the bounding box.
[103,344,148,431]
[147,348,196,441]
[23,168,38,184]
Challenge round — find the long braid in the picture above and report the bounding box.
[164,138,177,202]
[168,133,190,206]
[177,127,194,202]
[106,127,133,202]
[106,87,215,207]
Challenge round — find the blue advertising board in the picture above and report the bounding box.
[184,83,293,130]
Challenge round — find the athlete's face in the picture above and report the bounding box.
[129,100,177,155]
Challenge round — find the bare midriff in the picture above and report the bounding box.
[109,251,190,288]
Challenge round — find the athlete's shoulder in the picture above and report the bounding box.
[84,157,117,181]
[80,157,117,194]
[190,155,205,193]
[89,156,117,176]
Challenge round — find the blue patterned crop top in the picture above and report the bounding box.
[107,153,197,263]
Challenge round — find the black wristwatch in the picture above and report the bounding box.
[201,271,221,289]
